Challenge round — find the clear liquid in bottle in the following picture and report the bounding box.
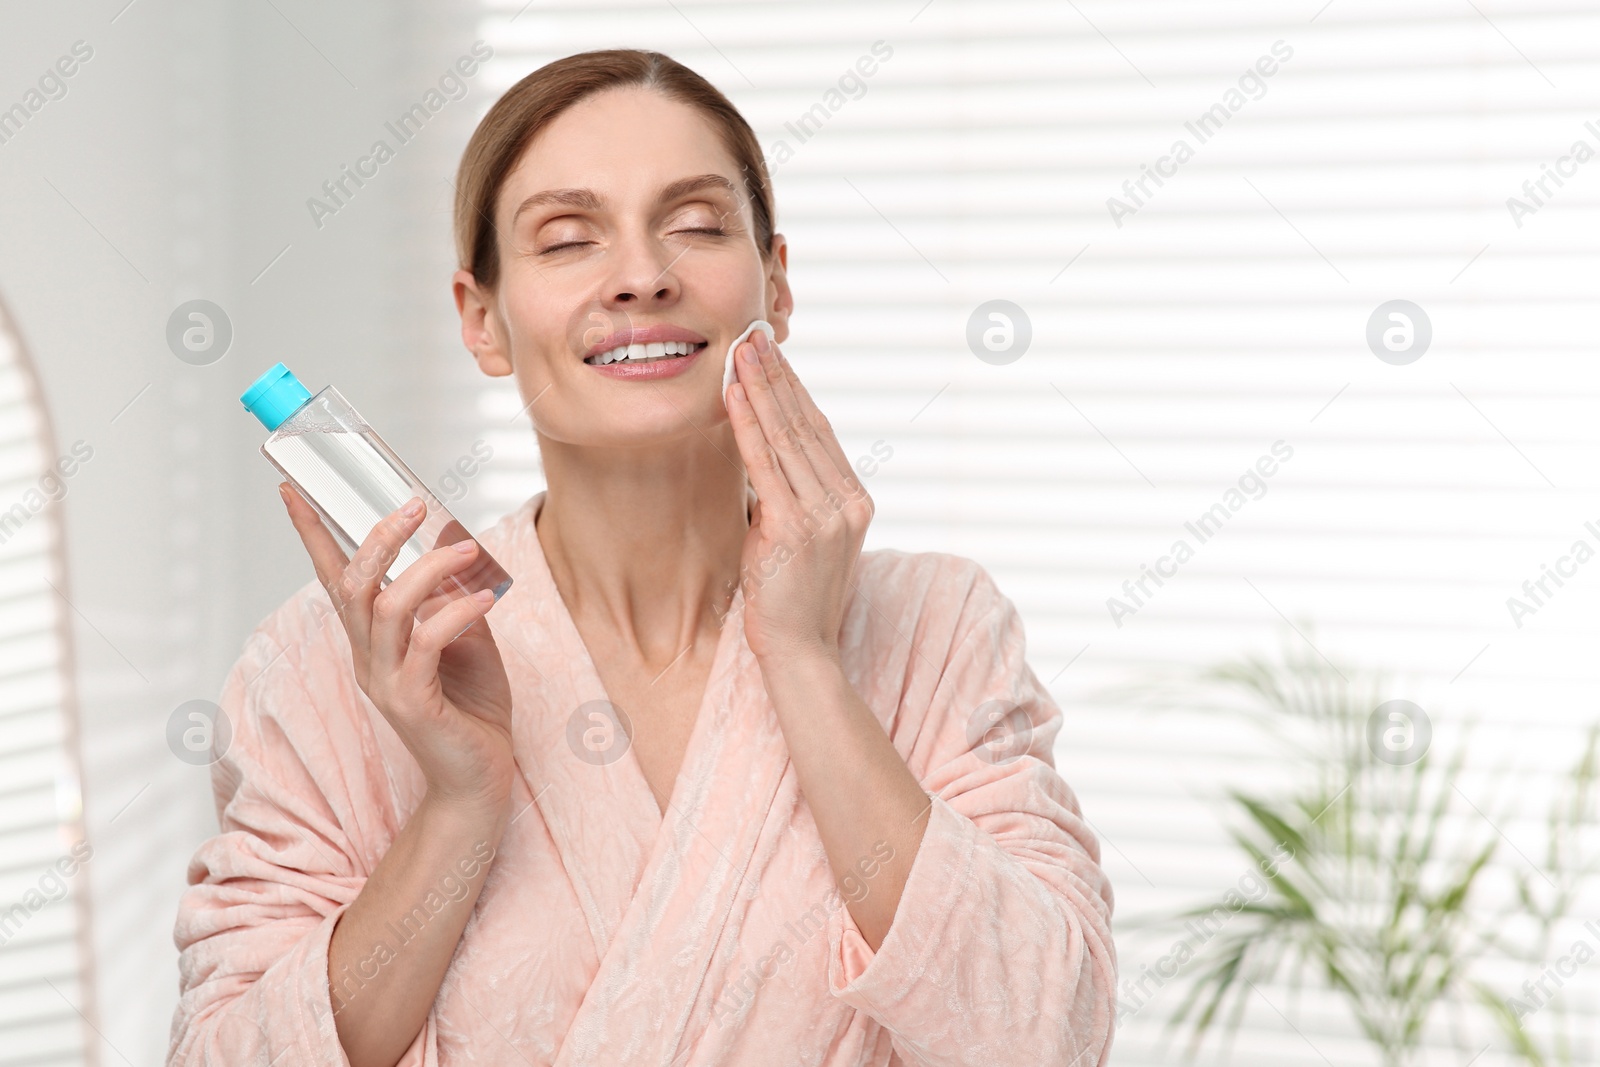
[242,363,511,642]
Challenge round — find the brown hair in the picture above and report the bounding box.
[453,49,775,291]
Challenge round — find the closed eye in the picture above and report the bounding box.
[539,228,725,254]
[544,228,732,254]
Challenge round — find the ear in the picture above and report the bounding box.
[763,234,795,345]
[453,268,513,377]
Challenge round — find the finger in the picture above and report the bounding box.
[369,538,490,683]
[753,333,842,496]
[766,349,875,543]
[728,375,794,510]
[335,497,430,657]
[340,497,428,605]
[734,334,825,500]
[398,587,497,689]
[767,350,863,498]
[750,330,802,417]
[280,482,352,591]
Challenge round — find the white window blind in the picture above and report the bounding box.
[0,297,92,1066]
[401,2,1600,1063]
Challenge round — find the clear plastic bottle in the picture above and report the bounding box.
[240,363,512,636]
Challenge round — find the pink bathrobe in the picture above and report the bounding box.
[168,490,1117,1066]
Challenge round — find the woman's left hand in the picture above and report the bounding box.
[726,328,874,664]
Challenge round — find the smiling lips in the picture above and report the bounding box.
[583,325,709,366]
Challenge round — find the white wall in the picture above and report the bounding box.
[0,2,479,1062]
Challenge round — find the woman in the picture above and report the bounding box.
[168,49,1116,1067]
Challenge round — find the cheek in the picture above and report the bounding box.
[500,263,581,356]
[683,252,767,321]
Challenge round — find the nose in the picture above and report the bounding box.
[602,227,683,309]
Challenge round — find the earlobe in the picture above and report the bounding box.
[468,332,514,378]
[467,344,514,377]
[453,268,513,377]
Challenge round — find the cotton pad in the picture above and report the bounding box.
[723,319,774,403]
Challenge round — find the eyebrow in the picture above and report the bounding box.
[510,173,739,229]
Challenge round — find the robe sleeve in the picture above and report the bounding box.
[167,596,437,1067]
[824,558,1118,1067]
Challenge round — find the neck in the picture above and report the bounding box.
[533,430,748,667]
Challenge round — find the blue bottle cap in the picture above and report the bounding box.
[241,362,312,431]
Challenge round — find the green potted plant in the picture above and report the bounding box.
[1116,634,1600,1066]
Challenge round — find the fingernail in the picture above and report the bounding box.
[472,588,494,603]
[754,330,771,353]
[742,343,759,364]
[453,539,475,553]
[403,498,424,517]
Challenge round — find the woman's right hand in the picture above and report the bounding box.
[279,483,516,812]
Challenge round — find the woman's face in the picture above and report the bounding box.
[454,86,791,447]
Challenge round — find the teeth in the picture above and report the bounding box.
[588,339,702,365]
